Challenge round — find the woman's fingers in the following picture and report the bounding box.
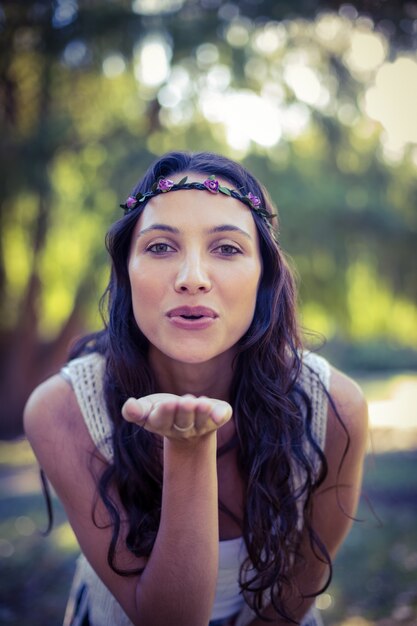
[150,398,181,432]
[122,393,178,425]
[210,400,232,425]
[121,397,153,424]
[194,397,214,431]
[121,393,232,438]
[172,396,196,433]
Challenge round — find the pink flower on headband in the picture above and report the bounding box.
[203,177,219,193]
[126,196,137,209]
[157,178,175,192]
[247,192,261,208]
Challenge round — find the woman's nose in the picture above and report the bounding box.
[174,255,212,294]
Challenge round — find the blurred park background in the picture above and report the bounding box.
[0,0,417,624]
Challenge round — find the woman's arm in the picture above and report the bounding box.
[24,376,231,626]
[243,366,369,625]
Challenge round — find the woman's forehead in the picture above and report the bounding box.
[135,186,259,234]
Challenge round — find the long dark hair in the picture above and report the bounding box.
[72,151,333,622]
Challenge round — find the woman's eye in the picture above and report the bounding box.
[146,243,174,254]
[215,244,242,256]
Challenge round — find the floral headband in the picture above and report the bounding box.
[120,175,276,229]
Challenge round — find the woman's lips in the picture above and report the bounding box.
[167,306,218,330]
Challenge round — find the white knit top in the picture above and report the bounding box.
[61,351,329,626]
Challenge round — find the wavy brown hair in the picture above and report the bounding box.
[71,151,335,623]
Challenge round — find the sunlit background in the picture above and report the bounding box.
[1,0,417,624]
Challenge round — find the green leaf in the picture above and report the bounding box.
[219,186,231,196]
[178,176,188,185]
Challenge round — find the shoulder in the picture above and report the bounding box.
[308,366,368,557]
[327,365,368,451]
[299,352,368,450]
[24,373,81,442]
[24,373,99,484]
[319,365,369,496]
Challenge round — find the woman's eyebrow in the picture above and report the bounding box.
[138,224,180,237]
[138,223,252,240]
[207,225,252,240]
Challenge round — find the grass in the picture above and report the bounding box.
[1,419,417,624]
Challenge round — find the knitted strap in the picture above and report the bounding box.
[61,353,114,462]
[300,351,331,454]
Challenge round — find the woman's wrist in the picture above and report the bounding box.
[165,427,217,449]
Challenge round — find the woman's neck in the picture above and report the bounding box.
[148,347,236,402]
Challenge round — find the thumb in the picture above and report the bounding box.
[122,397,153,423]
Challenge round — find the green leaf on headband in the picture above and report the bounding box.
[178,176,188,185]
[208,174,216,180]
[219,186,231,195]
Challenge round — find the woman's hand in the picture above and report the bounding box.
[121,393,232,440]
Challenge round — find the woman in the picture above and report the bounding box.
[24,151,368,626]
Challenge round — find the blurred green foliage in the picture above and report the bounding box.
[1,0,417,435]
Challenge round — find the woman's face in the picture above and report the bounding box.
[127,174,262,366]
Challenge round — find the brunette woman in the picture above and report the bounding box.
[24,151,368,626]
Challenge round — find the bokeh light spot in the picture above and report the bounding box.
[134,34,172,87]
[344,29,387,74]
[365,56,417,149]
[102,53,126,78]
[132,0,185,15]
[15,515,36,536]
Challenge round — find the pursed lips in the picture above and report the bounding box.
[167,306,218,320]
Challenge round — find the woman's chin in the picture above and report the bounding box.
[169,352,222,366]
[149,344,236,368]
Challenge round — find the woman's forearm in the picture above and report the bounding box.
[134,433,219,626]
